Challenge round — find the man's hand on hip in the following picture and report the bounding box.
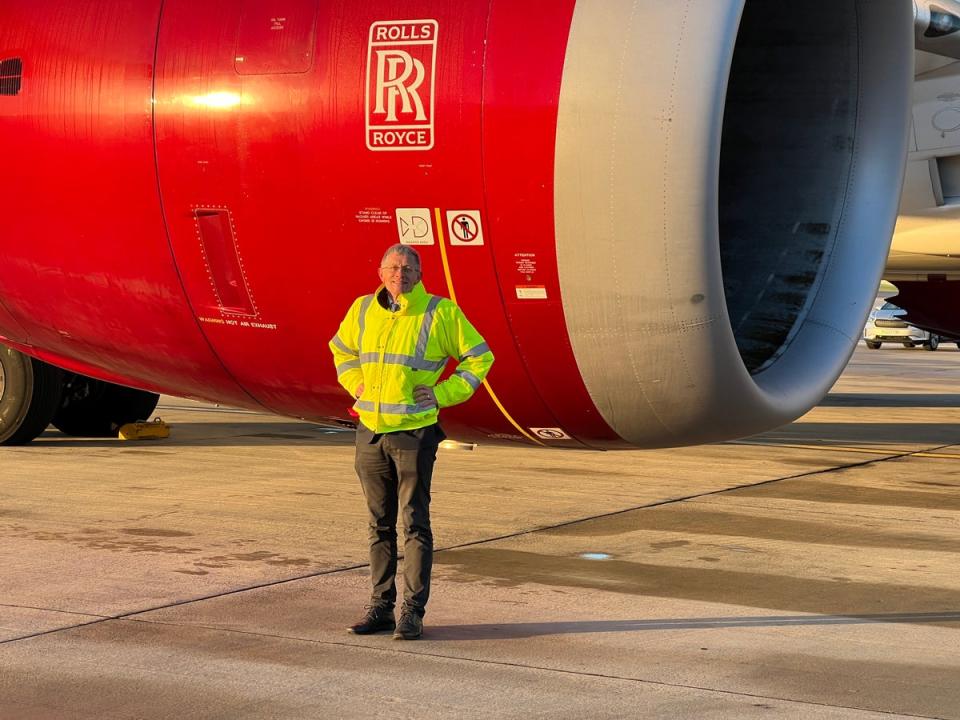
[413,385,437,409]
[354,384,364,399]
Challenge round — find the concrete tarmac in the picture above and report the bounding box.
[1,345,959,719]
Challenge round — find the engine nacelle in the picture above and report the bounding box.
[0,0,914,448]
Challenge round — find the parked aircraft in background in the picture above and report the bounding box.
[884,45,960,339]
[0,2,953,449]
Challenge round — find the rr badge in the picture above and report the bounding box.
[366,20,438,151]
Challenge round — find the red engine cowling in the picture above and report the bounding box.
[0,1,913,448]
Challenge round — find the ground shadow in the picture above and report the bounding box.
[749,422,960,446]
[25,423,356,448]
[425,611,960,641]
[434,546,960,629]
[821,393,960,408]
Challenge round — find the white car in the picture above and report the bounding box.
[863,301,939,350]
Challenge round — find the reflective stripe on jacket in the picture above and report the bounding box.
[329,281,494,433]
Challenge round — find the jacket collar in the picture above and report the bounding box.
[375,281,430,315]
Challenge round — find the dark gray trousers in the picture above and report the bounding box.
[354,423,444,617]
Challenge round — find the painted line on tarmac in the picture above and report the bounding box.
[0,562,371,647]
[732,441,900,456]
[0,603,107,620]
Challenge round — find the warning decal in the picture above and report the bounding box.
[446,210,485,246]
[516,286,548,300]
[396,208,435,245]
[529,428,572,440]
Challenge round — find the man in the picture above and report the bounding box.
[329,244,494,640]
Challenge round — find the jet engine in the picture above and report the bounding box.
[553,0,913,446]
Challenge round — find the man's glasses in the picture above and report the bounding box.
[380,265,419,276]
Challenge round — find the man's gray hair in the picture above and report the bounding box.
[381,243,421,270]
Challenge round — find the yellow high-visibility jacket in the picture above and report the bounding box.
[329,281,494,433]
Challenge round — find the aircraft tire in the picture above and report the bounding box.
[0,347,65,445]
[53,375,159,437]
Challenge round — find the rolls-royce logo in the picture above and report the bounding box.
[366,20,438,151]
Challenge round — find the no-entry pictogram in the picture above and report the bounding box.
[451,214,478,241]
[446,210,485,246]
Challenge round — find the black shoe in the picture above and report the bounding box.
[347,606,395,635]
[393,610,423,640]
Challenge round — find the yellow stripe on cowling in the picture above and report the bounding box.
[435,208,458,305]
[434,208,544,447]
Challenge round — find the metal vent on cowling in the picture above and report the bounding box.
[0,58,22,96]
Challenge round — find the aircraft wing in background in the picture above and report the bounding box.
[885,23,960,338]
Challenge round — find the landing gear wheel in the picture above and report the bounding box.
[864,341,881,350]
[53,375,159,437]
[0,347,64,445]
